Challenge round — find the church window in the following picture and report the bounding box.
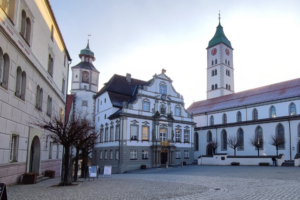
[221,130,227,150]
[110,126,114,142]
[255,126,263,149]
[142,126,149,141]
[130,125,138,140]
[212,70,214,76]
[289,103,296,116]
[210,116,214,125]
[160,84,166,94]
[237,111,242,122]
[48,54,53,77]
[175,129,181,142]
[270,106,276,118]
[175,107,181,116]
[0,50,10,89]
[207,131,212,142]
[160,128,167,141]
[276,124,285,149]
[215,84,218,89]
[253,109,258,120]
[215,59,217,64]
[142,101,150,111]
[194,132,199,151]
[215,69,217,75]
[184,129,190,143]
[222,113,227,124]
[211,85,214,90]
[82,71,89,83]
[237,128,244,150]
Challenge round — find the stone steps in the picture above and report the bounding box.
[36,175,50,183]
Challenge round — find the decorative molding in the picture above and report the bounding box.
[130,120,139,124]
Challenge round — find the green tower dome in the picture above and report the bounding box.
[208,23,232,49]
[79,41,95,58]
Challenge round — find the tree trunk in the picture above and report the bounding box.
[234,148,236,156]
[60,145,70,186]
[74,148,79,182]
[81,151,87,178]
[257,148,260,156]
[276,146,278,156]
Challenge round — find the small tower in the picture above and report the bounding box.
[206,15,234,99]
[71,41,100,120]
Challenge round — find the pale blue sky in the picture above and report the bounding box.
[51,0,300,108]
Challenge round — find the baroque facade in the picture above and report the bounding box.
[0,0,71,184]
[188,20,300,162]
[93,71,194,173]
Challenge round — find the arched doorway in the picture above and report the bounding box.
[29,136,41,174]
[206,144,213,156]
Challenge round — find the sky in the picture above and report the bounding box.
[50,0,300,108]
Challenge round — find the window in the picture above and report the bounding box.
[175,150,181,159]
[276,124,285,149]
[160,85,166,94]
[194,132,199,151]
[100,129,103,143]
[110,127,114,142]
[237,111,242,122]
[64,55,66,67]
[49,142,53,159]
[253,109,258,120]
[62,79,65,94]
[130,150,137,160]
[99,151,102,159]
[105,128,108,142]
[15,67,26,100]
[1,0,15,20]
[36,85,41,110]
[0,51,10,89]
[97,99,99,112]
[160,128,167,141]
[104,114,106,119]
[110,150,113,159]
[47,96,52,117]
[226,84,228,89]
[228,70,230,76]
[221,130,227,150]
[10,135,18,162]
[50,25,54,41]
[82,100,88,106]
[222,113,227,124]
[207,131,212,142]
[270,106,276,118]
[160,105,166,114]
[211,85,214,90]
[115,125,120,141]
[48,54,53,77]
[215,59,217,64]
[104,150,107,159]
[142,126,149,141]
[104,98,106,103]
[229,85,231,90]
[184,130,189,143]
[212,70,214,76]
[237,128,244,150]
[215,84,218,89]
[142,150,148,159]
[175,107,181,116]
[215,69,217,75]
[225,59,227,65]
[212,60,214,65]
[210,116,214,125]
[56,145,59,159]
[289,103,296,116]
[175,129,181,142]
[142,101,150,111]
[255,126,263,149]
[228,61,230,66]
[184,150,189,159]
[115,150,119,160]
[130,125,138,140]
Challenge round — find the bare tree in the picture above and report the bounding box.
[269,134,285,156]
[208,139,218,154]
[80,133,98,178]
[227,135,242,156]
[32,113,90,186]
[249,134,264,156]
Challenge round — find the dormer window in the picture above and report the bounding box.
[160,85,166,94]
[175,107,181,116]
[142,101,150,111]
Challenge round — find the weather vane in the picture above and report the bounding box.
[219,10,221,23]
[88,34,91,42]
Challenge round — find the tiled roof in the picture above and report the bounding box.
[71,61,99,72]
[65,95,73,123]
[187,78,300,115]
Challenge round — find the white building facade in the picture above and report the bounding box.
[94,71,194,173]
[0,0,71,184]
[188,21,300,163]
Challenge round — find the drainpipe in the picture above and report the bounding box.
[288,119,292,160]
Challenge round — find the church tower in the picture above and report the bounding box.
[71,41,100,121]
[207,16,234,99]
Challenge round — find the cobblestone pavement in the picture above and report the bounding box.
[8,165,300,200]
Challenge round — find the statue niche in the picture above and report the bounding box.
[82,71,89,83]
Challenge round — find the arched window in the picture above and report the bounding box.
[82,71,89,83]
[270,106,276,118]
[255,126,263,149]
[253,108,258,120]
[237,128,244,150]
[215,69,217,75]
[36,85,40,109]
[15,67,22,97]
[21,10,26,37]
[0,51,10,89]
[21,71,26,100]
[237,111,242,122]
[221,130,227,150]
[25,18,31,43]
[207,131,212,142]
[39,88,43,111]
[48,54,53,77]
[215,59,217,64]
[215,84,218,89]
[47,96,52,117]
[212,60,214,65]
[276,124,285,149]
[211,85,214,90]
[228,70,230,76]
[289,103,296,116]
[222,113,227,124]
[212,70,214,76]
[228,61,230,66]
[194,132,199,151]
[210,116,214,125]
[226,84,228,89]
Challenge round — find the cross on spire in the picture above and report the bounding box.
[88,34,91,43]
[219,11,221,24]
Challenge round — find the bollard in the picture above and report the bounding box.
[166,162,168,168]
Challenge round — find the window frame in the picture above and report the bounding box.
[253,108,258,120]
[115,150,119,160]
[130,125,138,141]
[184,150,189,159]
[207,131,212,142]
[110,150,113,160]
[160,128,167,141]
[49,142,53,159]
[194,132,199,151]
[142,100,150,112]
[10,134,18,162]
[237,111,242,122]
[237,128,244,150]
[175,150,181,159]
[255,126,264,150]
[142,150,148,159]
[210,116,214,125]
[175,106,181,116]
[270,106,276,118]
[130,150,137,160]
[289,103,297,116]
[276,124,285,150]
[99,150,103,159]
[175,129,181,142]
[105,127,108,142]
[184,129,190,143]
[159,84,167,94]
[222,113,227,124]
[142,126,149,141]
[221,130,227,151]
[0,51,10,89]
[104,150,107,159]
[110,126,114,142]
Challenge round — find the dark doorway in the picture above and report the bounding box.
[29,136,41,174]
[206,144,213,156]
[161,152,167,164]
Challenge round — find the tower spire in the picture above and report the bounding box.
[219,10,221,24]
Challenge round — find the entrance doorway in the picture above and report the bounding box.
[206,144,213,156]
[29,136,41,174]
[161,149,168,164]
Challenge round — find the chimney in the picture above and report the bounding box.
[126,73,131,83]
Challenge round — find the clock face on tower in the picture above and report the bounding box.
[211,48,217,55]
[225,49,229,55]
